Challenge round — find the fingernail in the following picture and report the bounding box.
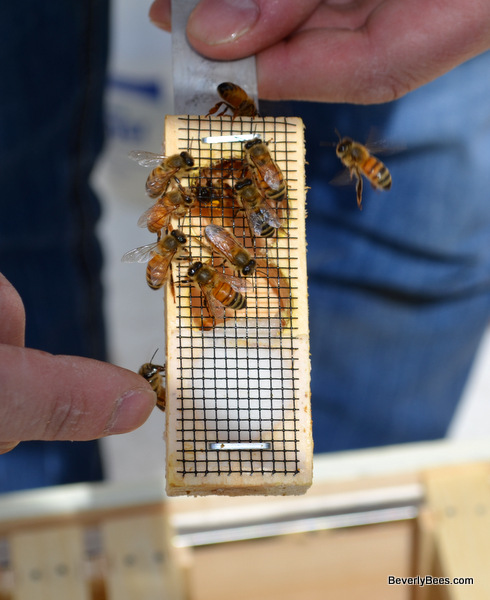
[0,441,20,455]
[188,0,259,46]
[105,389,157,434]
[148,0,171,31]
[150,18,171,31]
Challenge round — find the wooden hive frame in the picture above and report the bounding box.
[163,115,312,496]
[2,443,490,598]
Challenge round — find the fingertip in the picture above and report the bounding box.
[149,0,171,31]
[0,349,159,443]
[0,272,25,346]
[0,442,20,455]
[187,0,260,51]
[104,388,158,435]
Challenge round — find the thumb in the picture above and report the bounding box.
[0,272,25,347]
[0,345,157,451]
[184,0,320,60]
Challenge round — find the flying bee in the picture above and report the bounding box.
[207,82,259,121]
[129,150,196,198]
[122,229,187,290]
[139,359,166,412]
[243,138,287,204]
[186,261,248,321]
[204,224,256,277]
[334,133,392,210]
[137,188,196,239]
[234,177,282,238]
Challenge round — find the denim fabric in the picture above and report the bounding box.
[265,51,490,452]
[0,1,109,491]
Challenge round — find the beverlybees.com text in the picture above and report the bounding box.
[388,575,474,587]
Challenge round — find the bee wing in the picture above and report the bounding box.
[245,206,267,237]
[137,203,173,228]
[147,252,174,287]
[202,287,225,320]
[121,242,158,264]
[137,206,155,228]
[217,272,250,293]
[128,150,166,168]
[259,204,282,229]
[329,168,355,187]
[204,224,243,262]
[145,174,172,198]
[146,166,181,194]
[262,165,283,191]
[363,129,406,156]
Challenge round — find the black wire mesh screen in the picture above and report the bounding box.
[164,115,311,495]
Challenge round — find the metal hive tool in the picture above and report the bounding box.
[163,114,312,496]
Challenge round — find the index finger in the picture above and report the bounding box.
[0,345,157,444]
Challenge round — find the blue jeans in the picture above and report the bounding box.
[0,1,109,491]
[285,51,490,452]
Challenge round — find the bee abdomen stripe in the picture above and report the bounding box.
[214,283,246,310]
[262,225,276,238]
[364,157,391,189]
[377,168,392,188]
[229,293,247,310]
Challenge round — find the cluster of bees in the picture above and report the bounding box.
[128,82,393,410]
[126,83,288,410]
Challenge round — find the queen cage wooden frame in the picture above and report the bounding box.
[163,115,312,496]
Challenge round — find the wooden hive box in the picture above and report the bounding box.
[1,441,489,599]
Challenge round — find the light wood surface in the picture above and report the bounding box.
[422,463,490,599]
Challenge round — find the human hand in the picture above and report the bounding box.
[149,0,490,104]
[0,273,156,454]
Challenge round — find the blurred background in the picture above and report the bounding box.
[94,0,490,483]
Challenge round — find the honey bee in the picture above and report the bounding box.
[190,181,222,206]
[207,82,259,121]
[234,177,282,238]
[189,177,234,207]
[129,150,196,198]
[139,361,166,412]
[122,229,187,290]
[137,188,195,239]
[199,157,249,183]
[190,157,248,206]
[243,138,287,203]
[186,261,248,321]
[334,134,392,209]
[204,224,256,277]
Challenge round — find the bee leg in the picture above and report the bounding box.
[195,316,216,331]
[206,102,225,116]
[356,176,363,210]
[169,266,176,302]
[217,104,233,117]
[231,205,245,219]
[175,279,192,287]
[212,258,227,270]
